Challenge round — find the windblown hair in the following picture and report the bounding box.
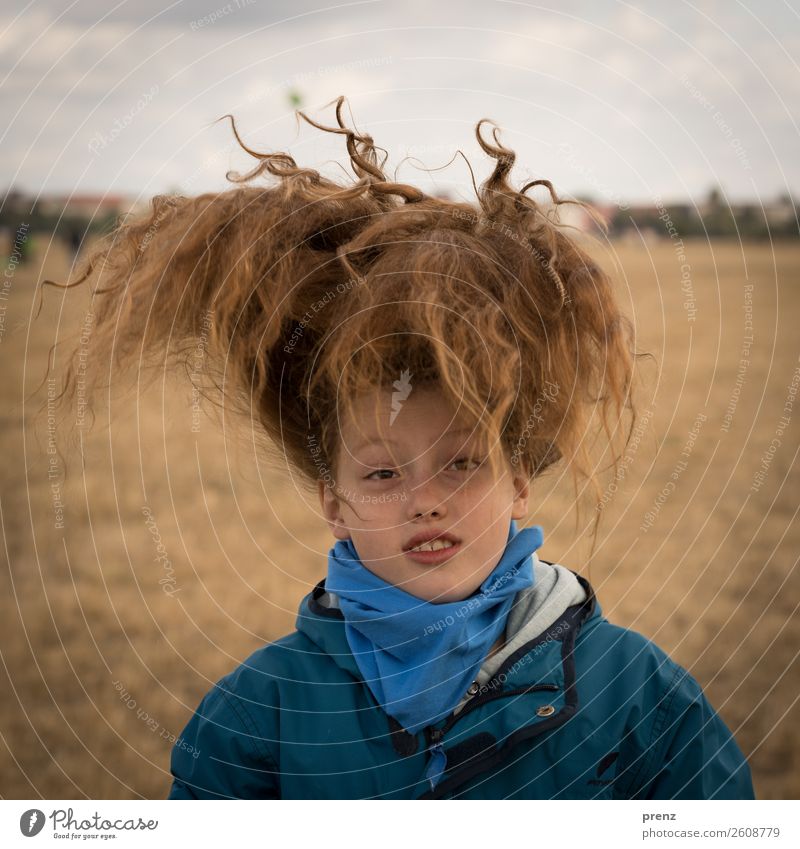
[45,95,642,545]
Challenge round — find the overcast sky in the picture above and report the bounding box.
[2,0,798,206]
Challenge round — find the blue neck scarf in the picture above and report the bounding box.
[325,519,542,735]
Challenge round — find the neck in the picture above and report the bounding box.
[487,630,505,658]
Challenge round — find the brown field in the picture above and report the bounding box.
[1,235,798,799]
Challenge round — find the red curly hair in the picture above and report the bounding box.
[44,95,641,547]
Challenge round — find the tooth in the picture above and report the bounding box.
[412,539,454,552]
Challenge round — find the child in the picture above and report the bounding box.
[50,96,755,800]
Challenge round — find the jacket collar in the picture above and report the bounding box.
[295,578,363,681]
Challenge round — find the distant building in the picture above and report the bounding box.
[37,193,143,220]
[0,189,151,249]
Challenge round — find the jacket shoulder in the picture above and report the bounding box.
[574,613,754,799]
[224,629,318,683]
[223,627,353,691]
[577,611,683,682]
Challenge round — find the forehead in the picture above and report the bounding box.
[338,387,475,454]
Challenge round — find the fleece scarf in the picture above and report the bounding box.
[324,518,543,735]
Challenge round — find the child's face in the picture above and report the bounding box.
[318,386,530,603]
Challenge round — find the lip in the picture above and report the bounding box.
[402,530,462,565]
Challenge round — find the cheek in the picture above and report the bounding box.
[459,474,511,507]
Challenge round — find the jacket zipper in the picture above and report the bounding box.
[423,681,559,790]
[436,681,560,738]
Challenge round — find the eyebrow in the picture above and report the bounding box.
[352,427,475,455]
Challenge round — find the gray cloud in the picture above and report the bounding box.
[3,0,798,204]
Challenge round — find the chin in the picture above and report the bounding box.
[409,573,480,604]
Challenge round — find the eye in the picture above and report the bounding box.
[448,456,482,472]
[365,468,397,481]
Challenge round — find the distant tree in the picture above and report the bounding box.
[707,186,724,209]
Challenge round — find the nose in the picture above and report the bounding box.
[405,472,449,520]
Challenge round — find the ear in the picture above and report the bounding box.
[509,466,530,521]
[318,479,351,541]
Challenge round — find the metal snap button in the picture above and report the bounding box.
[467,682,481,697]
[536,704,556,717]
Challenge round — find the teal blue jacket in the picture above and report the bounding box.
[167,573,755,799]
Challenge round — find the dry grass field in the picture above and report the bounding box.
[1,234,798,799]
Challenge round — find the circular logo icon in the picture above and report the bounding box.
[19,809,46,837]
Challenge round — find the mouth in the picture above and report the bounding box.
[403,532,462,565]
